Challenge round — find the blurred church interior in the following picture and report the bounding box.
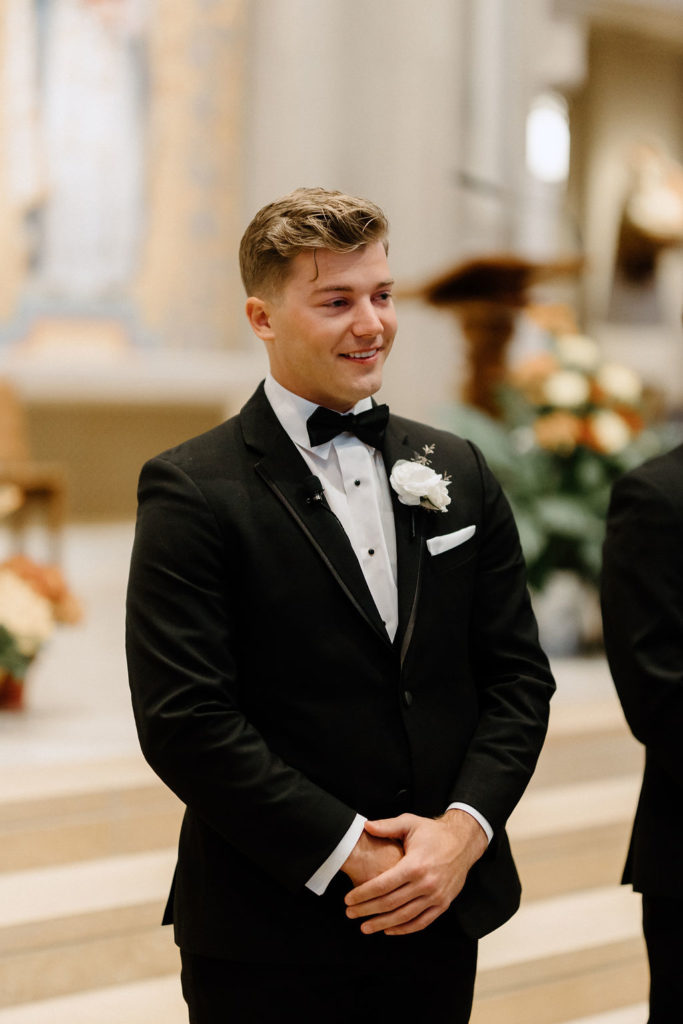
[1,0,683,1020]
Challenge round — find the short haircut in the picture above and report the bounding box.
[239,187,389,297]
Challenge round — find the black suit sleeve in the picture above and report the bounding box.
[601,466,683,786]
[126,456,356,891]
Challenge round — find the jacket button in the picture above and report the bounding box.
[403,690,413,707]
[392,787,410,812]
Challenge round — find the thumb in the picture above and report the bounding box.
[364,814,415,840]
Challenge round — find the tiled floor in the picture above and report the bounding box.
[0,976,187,1024]
[564,1010,648,1024]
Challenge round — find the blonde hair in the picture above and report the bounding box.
[239,187,389,297]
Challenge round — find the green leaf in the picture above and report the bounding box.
[579,538,605,584]
[573,452,609,491]
[0,625,32,680]
[535,495,602,538]
[434,403,516,469]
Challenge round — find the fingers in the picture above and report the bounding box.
[363,813,415,840]
[346,863,447,921]
[346,879,412,917]
[356,896,444,936]
[359,896,426,934]
[340,831,403,887]
[344,816,419,905]
[344,813,475,937]
[344,859,412,907]
[384,905,442,936]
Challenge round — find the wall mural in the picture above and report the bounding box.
[1,0,246,353]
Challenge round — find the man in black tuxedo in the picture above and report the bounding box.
[602,443,683,1024]
[126,187,555,1023]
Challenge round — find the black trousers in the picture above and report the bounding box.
[642,894,683,1024]
[180,942,478,1024]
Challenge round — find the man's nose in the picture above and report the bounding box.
[351,302,383,337]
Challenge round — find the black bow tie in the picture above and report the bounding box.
[306,404,389,449]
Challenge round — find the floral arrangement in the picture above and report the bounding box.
[439,331,678,592]
[507,333,645,457]
[0,556,82,709]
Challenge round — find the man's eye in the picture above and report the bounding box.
[376,292,392,302]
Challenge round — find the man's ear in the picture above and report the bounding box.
[245,296,275,340]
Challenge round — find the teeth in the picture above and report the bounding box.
[346,349,377,359]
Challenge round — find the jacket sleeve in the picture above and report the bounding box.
[448,442,556,832]
[601,467,683,785]
[125,455,356,890]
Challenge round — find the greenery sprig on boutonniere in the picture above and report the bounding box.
[390,444,452,512]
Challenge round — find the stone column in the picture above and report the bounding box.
[135,0,248,349]
[242,0,467,417]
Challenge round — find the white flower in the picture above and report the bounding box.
[555,334,600,372]
[543,369,590,408]
[596,363,642,405]
[588,410,632,454]
[390,458,451,513]
[0,570,54,656]
[423,475,451,512]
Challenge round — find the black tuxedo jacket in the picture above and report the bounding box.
[126,383,555,965]
[602,444,683,898]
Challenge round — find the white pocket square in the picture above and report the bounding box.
[426,525,476,557]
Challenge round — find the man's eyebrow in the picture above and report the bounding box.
[311,279,395,294]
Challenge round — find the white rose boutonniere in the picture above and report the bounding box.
[390,444,451,512]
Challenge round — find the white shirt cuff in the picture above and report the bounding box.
[305,814,367,895]
[447,802,493,844]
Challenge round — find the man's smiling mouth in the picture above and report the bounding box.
[341,349,379,360]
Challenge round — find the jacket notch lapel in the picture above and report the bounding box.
[241,386,391,645]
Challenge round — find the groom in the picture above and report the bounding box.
[126,187,555,1023]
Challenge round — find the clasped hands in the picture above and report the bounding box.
[341,809,487,937]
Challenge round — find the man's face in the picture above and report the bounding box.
[249,241,397,412]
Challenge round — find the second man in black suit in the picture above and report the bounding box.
[602,443,683,1024]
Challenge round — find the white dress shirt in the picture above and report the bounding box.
[263,376,492,895]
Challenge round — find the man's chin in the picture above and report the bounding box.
[345,371,384,403]
[316,367,386,410]
[344,386,382,409]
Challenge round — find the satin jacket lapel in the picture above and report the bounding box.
[240,385,391,645]
[382,418,425,665]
